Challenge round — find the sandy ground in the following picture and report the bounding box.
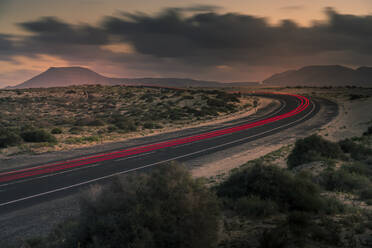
[318,96,372,141]
[191,142,285,178]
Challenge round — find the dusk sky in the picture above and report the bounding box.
[1,0,372,87]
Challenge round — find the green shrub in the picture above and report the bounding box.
[323,197,347,214]
[143,122,163,129]
[87,119,105,126]
[107,125,118,133]
[217,163,326,213]
[59,164,220,248]
[21,129,56,143]
[342,162,372,178]
[364,126,372,136]
[339,139,372,160]
[51,128,62,134]
[359,188,372,200]
[69,126,83,134]
[287,135,343,169]
[114,119,137,132]
[349,94,365,100]
[320,168,370,192]
[258,227,289,248]
[235,196,278,218]
[0,128,22,148]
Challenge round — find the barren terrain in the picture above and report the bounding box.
[0,86,254,157]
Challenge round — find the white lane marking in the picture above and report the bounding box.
[0,101,315,208]
[0,164,100,187]
[115,151,155,162]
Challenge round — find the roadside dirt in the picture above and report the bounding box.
[190,96,338,179]
[318,96,372,141]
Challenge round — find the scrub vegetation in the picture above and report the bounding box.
[16,127,372,248]
[0,85,250,155]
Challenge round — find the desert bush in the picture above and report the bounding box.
[51,128,63,134]
[217,163,326,213]
[320,167,371,192]
[0,128,22,148]
[86,119,105,126]
[342,161,372,178]
[349,94,365,100]
[258,213,342,248]
[235,196,279,218]
[287,135,343,169]
[20,129,56,143]
[107,125,118,133]
[364,126,372,136]
[57,164,220,248]
[143,122,163,129]
[339,139,372,160]
[323,197,347,214]
[359,188,372,200]
[258,227,289,248]
[69,127,83,134]
[115,119,137,131]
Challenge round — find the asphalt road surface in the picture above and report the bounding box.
[0,92,319,214]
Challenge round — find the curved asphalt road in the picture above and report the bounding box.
[0,92,319,214]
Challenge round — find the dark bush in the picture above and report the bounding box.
[349,94,365,100]
[235,196,278,218]
[320,167,370,192]
[112,117,137,132]
[58,164,220,248]
[69,127,83,134]
[0,128,22,148]
[217,163,326,213]
[258,227,289,248]
[51,128,63,134]
[360,188,372,200]
[339,139,372,160]
[107,125,118,133]
[21,129,56,143]
[364,126,372,136]
[86,119,105,126]
[287,135,343,169]
[143,122,163,129]
[342,162,372,178]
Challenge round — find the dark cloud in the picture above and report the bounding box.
[19,17,109,45]
[100,8,372,67]
[0,34,16,60]
[1,7,372,82]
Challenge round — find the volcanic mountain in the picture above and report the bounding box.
[8,66,259,89]
[263,65,372,87]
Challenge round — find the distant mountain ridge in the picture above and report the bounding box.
[263,65,372,87]
[7,67,259,89]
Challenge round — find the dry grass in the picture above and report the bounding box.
[0,85,253,155]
